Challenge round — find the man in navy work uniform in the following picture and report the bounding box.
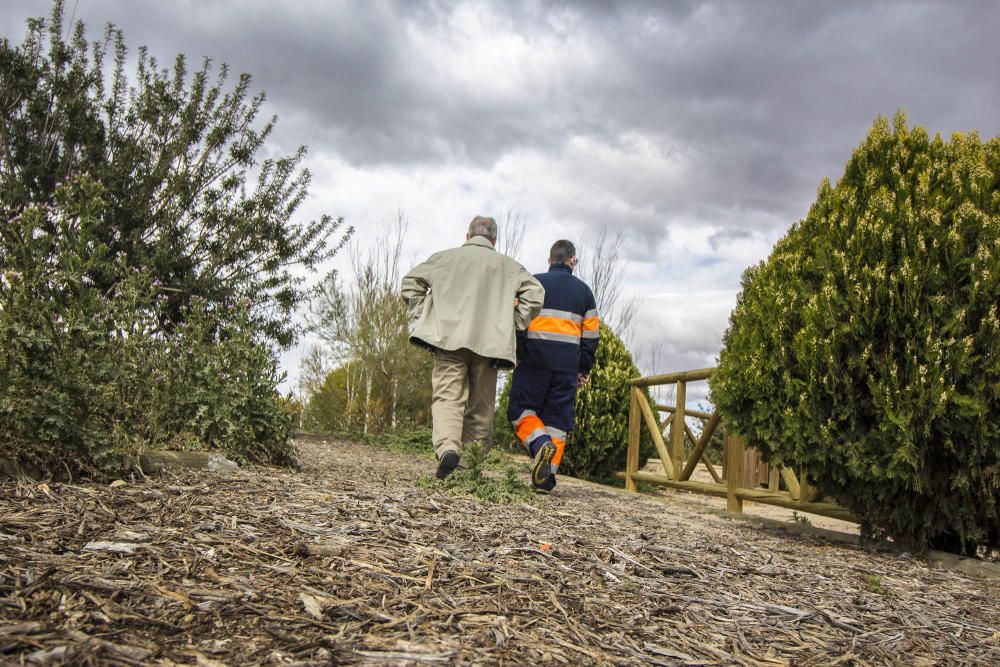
[507,240,600,493]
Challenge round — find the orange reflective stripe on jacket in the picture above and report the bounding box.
[517,264,600,374]
[582,308,600,339]
[526,308,584,345]
[528,315,582,337]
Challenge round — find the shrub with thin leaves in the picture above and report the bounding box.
[710,112,1000,554]
[1,1,350,347]
[0,2,344,475]
[495,323,657,480]
[0,175,296,475]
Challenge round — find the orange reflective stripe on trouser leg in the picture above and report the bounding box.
[514,413,547,446]
[550,437,566,469]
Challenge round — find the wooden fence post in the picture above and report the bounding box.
[725,433,745,514]
[768,466,780,492]
[799,466,821,502]
[670,381,686,480]
[626,386,640,492]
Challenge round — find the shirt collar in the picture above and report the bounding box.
[462,236,495,250]
[548,263,573,274]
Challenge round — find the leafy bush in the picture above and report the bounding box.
[710,113,1000,554]
[0,176,296,475]
[494,323,657,480]
[303,359,432,435]
[0,2,345,475]
[1,1,349,347]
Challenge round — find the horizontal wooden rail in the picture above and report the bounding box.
[631,367,714,387]
[622,366,857,528]
[658,405,714,420]
[614,471,858,524]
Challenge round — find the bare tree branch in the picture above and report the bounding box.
[576,227,642,341]
[496,206,527,261]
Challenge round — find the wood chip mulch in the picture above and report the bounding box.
[2,438,998,665]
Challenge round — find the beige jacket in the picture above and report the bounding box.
[401,236,544,368]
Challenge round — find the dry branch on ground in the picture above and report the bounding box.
[2,439,998,665]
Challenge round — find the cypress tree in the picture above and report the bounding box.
[711,112,1000,555]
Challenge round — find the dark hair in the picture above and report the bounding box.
[549,239,576,264]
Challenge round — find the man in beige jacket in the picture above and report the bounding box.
[401,216,544,479]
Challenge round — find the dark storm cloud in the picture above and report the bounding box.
[4,0,999,239]
[574,1,1000,222]
[707,227,755,251]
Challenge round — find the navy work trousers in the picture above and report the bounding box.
[506,365,579,485]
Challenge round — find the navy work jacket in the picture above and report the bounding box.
[516,264,600,375]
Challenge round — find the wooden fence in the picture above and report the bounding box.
[616,367,858,524]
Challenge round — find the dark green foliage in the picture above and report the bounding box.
[492,372,520,453]
[303,358,433,436]
[1,1,350,346]
[711,112,1000,554]
[0,176,296,474]
[362,426,434,457]
[494,324,657,480]
[0,2,345,474]
[302,364,355,434]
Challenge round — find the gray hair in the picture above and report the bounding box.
[467,215,497,241]
[549,239,576,264]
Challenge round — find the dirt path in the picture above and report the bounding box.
[2,438,998,665]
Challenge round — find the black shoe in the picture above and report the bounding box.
[530,441,556,487]
[436,451,460,480]
[533,474,556,495]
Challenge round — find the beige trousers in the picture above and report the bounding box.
[431,348,498,459]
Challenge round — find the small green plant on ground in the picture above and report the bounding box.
[863,574,894,595]
[417,442,538,506]
[790,511,812,526]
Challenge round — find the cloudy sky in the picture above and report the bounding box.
[4,0,999,399]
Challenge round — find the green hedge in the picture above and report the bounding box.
[710,113,1000,554]
[494,323,657,480]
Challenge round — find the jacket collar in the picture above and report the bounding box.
[548,263,573,274]
[463,235,496,250]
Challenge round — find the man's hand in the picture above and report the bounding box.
[513,297,520,307]
[577,373,589,387]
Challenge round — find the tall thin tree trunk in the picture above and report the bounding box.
[390,375,398,430]
[363,373,372,435]
[344,368,354,431]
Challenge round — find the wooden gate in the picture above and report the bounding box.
[617,367,857,523]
